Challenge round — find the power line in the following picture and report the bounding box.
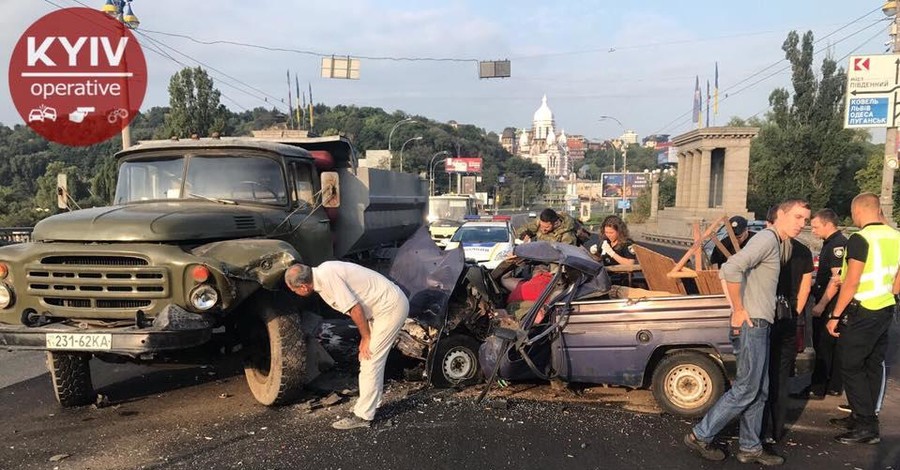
[652,10,886,135]
[141,28,479,63]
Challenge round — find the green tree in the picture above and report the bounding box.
[746,31,868,217]
[160,67,229,138]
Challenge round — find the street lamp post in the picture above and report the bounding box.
[399,136,422,173]
[429,151,451,195]
[101,0,139,150]
[388,117,416,163]
[599,115,628,218]
[431,158,448,195]
[882,1,900,223]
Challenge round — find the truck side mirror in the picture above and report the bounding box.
[321,171,340,208]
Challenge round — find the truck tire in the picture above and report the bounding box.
[243,309,306,406]
[429,334,482,388]
[47,351,96,407]
[651,351,725,418]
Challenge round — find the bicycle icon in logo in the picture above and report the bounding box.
[107,108,130,124]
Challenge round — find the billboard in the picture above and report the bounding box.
[445,157,483,173]
[600,173,649,199]
[461,176,477,195]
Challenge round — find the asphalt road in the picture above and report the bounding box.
[1,346,897,469]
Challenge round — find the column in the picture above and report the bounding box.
[685,151,697,209]
[722,144,751,214]
[675,151,687,207]
[690,150,702,210]
[650,176,660,220]
[697,147,712,209]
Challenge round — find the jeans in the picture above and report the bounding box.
[694,319,771,452]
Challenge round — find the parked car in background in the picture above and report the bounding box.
[429,219,464,248]
[444,216,516,269]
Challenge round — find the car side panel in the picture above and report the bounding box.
[554,295,732,387]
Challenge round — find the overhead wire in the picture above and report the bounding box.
[57,0,286,113]
[652,10,887,135]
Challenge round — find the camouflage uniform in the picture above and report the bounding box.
[517,212,578,245]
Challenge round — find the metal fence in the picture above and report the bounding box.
[0,227,34,245]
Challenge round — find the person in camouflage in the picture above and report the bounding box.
[517,208,578,245]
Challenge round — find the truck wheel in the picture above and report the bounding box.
[651,351,725,418]
[47,352,96,407]
[429,334,481,388]
[243,310,306,406]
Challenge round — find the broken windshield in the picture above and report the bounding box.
[114,154,288,205]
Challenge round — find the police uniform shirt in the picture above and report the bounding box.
[812,230,847,300]
[602,239,637,266]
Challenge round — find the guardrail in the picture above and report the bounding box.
[0,227,34,244]
[640,233,696,247]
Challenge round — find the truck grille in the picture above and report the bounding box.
[26,255,169,311]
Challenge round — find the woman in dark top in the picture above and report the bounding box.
[590,215,637,266]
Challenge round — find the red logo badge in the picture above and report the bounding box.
[853,57,870,72]
[8,8,147,146]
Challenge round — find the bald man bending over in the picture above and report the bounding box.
[285,261,409,430]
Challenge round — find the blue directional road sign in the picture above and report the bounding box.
[846,97,889,127]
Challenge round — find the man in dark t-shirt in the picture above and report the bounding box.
[763,208,814,443]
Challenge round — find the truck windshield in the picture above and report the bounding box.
[114,155,288,205]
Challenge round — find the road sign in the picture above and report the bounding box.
[844,54,900,128]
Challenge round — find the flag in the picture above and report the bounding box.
[286,70,294,129]
[692,76,701,127]
[714,62,719,115]
[308,82,314,128]
[294,73,306,129]
[706,79,710,128]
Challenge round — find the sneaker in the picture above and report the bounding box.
[683,432,725,461]
[835,429,880,445]
[332,415,371,430]
[735,448,785,466]
[837,403,852,413]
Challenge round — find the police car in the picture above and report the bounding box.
[444,216,516,269]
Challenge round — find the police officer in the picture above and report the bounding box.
[826,193,900,445]
[794,209,847,400]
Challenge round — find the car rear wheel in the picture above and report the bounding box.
[243,308,306,406]
[47,351,96,407]
[429,334,482,388]
[651,351,725,418]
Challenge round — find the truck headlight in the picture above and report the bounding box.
[0,283,13,309]
[189,285,218,311]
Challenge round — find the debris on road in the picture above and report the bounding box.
[48,453,70,462]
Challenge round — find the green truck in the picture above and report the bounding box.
[0,135,426,407]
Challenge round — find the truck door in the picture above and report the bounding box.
[283,159,333,265]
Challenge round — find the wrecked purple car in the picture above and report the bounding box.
[479,241,738,418]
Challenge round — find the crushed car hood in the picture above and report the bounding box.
[32,202,269,242]
[389,227,465,329]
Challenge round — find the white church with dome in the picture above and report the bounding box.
[512,95,570,179]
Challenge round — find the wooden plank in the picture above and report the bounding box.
[671,215,728,273]
[633,245,686,295]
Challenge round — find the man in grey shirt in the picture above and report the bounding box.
[684,199,810,466]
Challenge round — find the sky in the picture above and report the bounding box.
[0,0,890,142]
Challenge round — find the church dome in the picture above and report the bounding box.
[532,95,554,123]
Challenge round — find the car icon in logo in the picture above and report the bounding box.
[27,105,57,123]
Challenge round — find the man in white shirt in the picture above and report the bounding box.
[285,261,409,430]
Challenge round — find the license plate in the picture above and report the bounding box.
[46,333,112,351]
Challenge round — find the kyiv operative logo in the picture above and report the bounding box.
[8,8,147,146]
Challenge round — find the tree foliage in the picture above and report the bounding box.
[160,67,229,138]
[746,31,869,217]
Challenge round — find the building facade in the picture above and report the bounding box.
[513,95,570,179]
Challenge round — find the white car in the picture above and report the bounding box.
[444,219,516,269]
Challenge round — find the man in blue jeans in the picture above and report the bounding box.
[684,199,810,465]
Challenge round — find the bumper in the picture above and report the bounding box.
[0,305,214,355]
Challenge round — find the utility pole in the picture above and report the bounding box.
[882,5,900,223]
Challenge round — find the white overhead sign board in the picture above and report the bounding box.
[844,54,900,129]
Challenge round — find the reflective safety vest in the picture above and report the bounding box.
[842,224,900,310]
